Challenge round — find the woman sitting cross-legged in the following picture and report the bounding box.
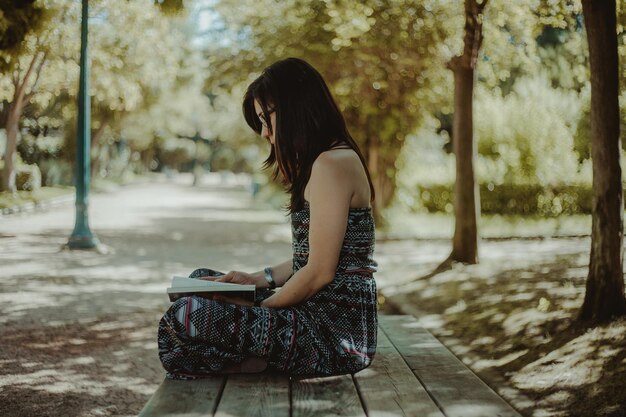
[157,57,378,379]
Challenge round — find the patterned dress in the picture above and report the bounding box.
[157,200,378,379]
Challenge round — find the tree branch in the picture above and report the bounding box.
[12,60,20,88]
[27,51,48,95]
[456,0,489,70]
[14,52,41,109]
[477,0,489,15]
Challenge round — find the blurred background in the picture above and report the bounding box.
[1,0,624,238]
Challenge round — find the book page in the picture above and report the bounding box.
[169,276,255,291]
[167,276,255,302]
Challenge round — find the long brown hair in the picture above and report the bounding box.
[243,57,375,214]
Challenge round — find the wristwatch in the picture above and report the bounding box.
[263,266,276,289]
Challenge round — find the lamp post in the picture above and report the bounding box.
[67,0,99,250]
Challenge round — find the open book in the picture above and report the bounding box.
[166,276,256,302]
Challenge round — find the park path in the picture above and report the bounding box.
[0,172,593,416]
[0,172,444,416]
[0,173,298,416]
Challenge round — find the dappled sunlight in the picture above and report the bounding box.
[380,234,626,417]
[444,299,467,314]
[0,314,164,415]
[1,176,620,416]
[374,240,451,288]
[414,313,447,331]
[0,369,102,394]
[291,399,336,408]
[502,309,571,339]
[444,403,517,417]
[194,207,288,224]
[0,293,64,318]
[1,369,157,398]
[0,189,292,326]
[0,180,297,415]
[62,356,96,366]
[513,323,626,390]
[472,350,529,371]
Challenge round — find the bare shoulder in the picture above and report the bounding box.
[312,149,357,173]
[306,148,370,207]
[310,149,364,187]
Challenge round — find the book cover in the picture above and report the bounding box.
[166,276,256,302]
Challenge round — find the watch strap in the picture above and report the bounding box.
[263,266,276,289]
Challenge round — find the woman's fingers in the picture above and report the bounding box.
[197,275,219,281]
[213,271,254,284]
[216,274,232,282]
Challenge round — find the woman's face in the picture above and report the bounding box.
[254,100,276,145]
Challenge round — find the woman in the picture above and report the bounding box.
[158,57,378,378]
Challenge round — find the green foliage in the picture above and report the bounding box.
[204,0,459,205]
[478,2,543,93]
[475,75,584,186]
[0,0,47,72]
[156,137,196,169]
[535,0,582,29]
[393,71,606,216]
[37,159,72,186]
[0,185,72,209]
[0,0,211,188]
[15,163,41,191]
[573,99,592,162]
[2,0,625,215]
[417,183,593,215]
[17,132,63,163]
[154,0,186,15]
[536,28,588,91]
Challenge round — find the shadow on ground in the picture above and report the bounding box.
[0,314,162,417]
[383,243,626,417]
[0,182,292,417]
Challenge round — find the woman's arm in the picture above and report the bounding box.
[249,259,293,288]
[209,259,292,289]
[271,259,294,287]
[261,153,353,308]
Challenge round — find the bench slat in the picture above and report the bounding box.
[379,315,521,417]
[292,374,366,417]
[138,377,225,417]
[215,373,289,417]
[355,328,445,417]
[139,315,521,417]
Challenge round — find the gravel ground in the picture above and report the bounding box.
[0,173,292,417]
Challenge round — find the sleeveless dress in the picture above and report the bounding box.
[157,200,378,379]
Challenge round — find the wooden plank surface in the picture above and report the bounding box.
[379,315,522,417]
[138,376,225,417]
[215,372,290,417]
[292,373,366,417]
[354,328,445,417]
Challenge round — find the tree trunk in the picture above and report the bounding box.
[446,0,488,264]
[2,105,20,193]
[1,52,43,193]
[579,0,626,322]
[450,63,480,263]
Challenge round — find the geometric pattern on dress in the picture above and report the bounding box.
[158,203,378,379]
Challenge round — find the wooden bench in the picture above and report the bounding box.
[139,314,522,417]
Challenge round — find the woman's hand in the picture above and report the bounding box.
[198,270,266,288]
